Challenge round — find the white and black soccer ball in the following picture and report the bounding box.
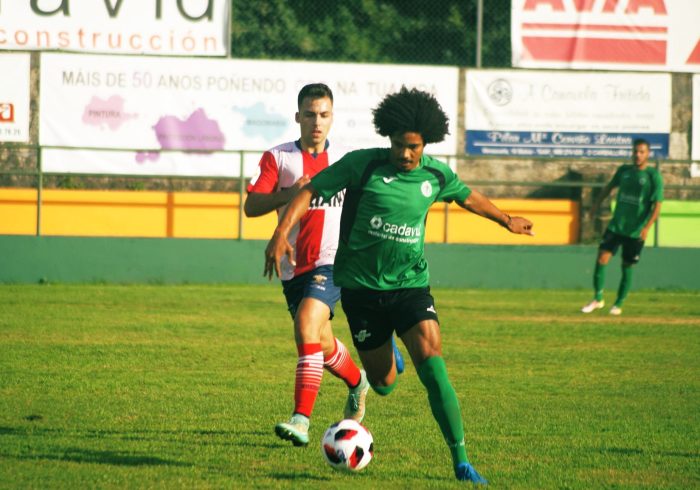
[321,419,374,472]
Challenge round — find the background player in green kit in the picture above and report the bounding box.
[581,138,664,316]
[264,87,534,484]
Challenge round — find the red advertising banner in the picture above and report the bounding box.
[512,0,700,72]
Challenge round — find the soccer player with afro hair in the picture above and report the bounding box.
[265,86,534,483]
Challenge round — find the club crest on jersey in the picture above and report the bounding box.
[421,180,432,197]
[312,274,327,284]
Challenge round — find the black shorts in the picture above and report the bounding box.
[340,287,439,351]
[599,230,645,264]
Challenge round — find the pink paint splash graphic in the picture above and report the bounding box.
[136,108,225,163]
[82,95,137,130]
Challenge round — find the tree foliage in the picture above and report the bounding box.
[230,0,511,67]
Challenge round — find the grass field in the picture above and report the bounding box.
[0,285,698,489]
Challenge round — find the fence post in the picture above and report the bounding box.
[238,150,245,240]
[476,0,483,68]
[36,147,43,237]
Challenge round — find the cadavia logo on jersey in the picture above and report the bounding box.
[368,216,421,244]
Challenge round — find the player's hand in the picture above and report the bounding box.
[509,216,535,236]
[639,228,649,241]
[292,175,311,191]
[263,231,295,280]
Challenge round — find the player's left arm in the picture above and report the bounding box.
[640,201,662,241]
[640,171,664,241]
[458,189,534,236]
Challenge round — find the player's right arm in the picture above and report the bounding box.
[263,154,355,279]
[590,168,621,218]
[264,184,316,279]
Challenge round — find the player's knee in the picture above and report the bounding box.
[370,378,397,396]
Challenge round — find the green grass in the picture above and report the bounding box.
[0,285,698,489]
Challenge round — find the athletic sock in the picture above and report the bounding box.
[593,262,607,301]
[416,356,469,467]
[616,265,634,306]
[293,343,324,418]
[324,338,361,388]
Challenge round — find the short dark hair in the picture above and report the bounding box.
[372,86,449,144]
[633,138,650,149]
[297,83,333,108]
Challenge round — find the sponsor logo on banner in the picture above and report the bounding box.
[512,0,700,72]
[0,103,15,123]
[0,0,229,56]
[0,54,30,142]
[465,70,671,158]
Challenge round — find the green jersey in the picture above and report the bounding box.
[607,164,664,238]
[311,148,471,290]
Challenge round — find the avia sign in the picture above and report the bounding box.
[512,0,700,72]
[0,0,229,56]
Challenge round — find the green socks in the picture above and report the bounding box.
[616,265,634,306]
[370,377,397,396]
[593,262,607,301]
[416,356,468,467]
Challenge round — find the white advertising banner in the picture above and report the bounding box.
[40,53,459,177]
[512,0,700,73]
[0,53,31,143]
[465,70,671,158]
[693,74,700,163]
[0,0,229,56]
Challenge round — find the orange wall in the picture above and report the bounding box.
[0,188,579,244]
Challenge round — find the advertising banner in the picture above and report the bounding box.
[0,53,31,143]
[512,0,700,73]
[0,0,229,56]
[465,70,671,158]
[40,53,459,177]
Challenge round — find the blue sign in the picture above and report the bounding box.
[465,131,669,159]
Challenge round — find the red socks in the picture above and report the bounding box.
[293,339,362,417]
[294,343,323,417]
[324,338,361,388]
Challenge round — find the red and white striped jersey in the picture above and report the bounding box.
[247,140,346,281]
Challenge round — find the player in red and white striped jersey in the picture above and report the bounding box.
[244,83,368,447]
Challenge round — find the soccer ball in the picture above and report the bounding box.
[321,419,374,472]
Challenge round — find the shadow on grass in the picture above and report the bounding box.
[271,472,331,482]
[10,447,189,467]
[0,426,188,467]
[599,447,699,459]
[1,425,283,452]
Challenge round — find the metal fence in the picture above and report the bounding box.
[2,145,699,247]
[2,1,699,246]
